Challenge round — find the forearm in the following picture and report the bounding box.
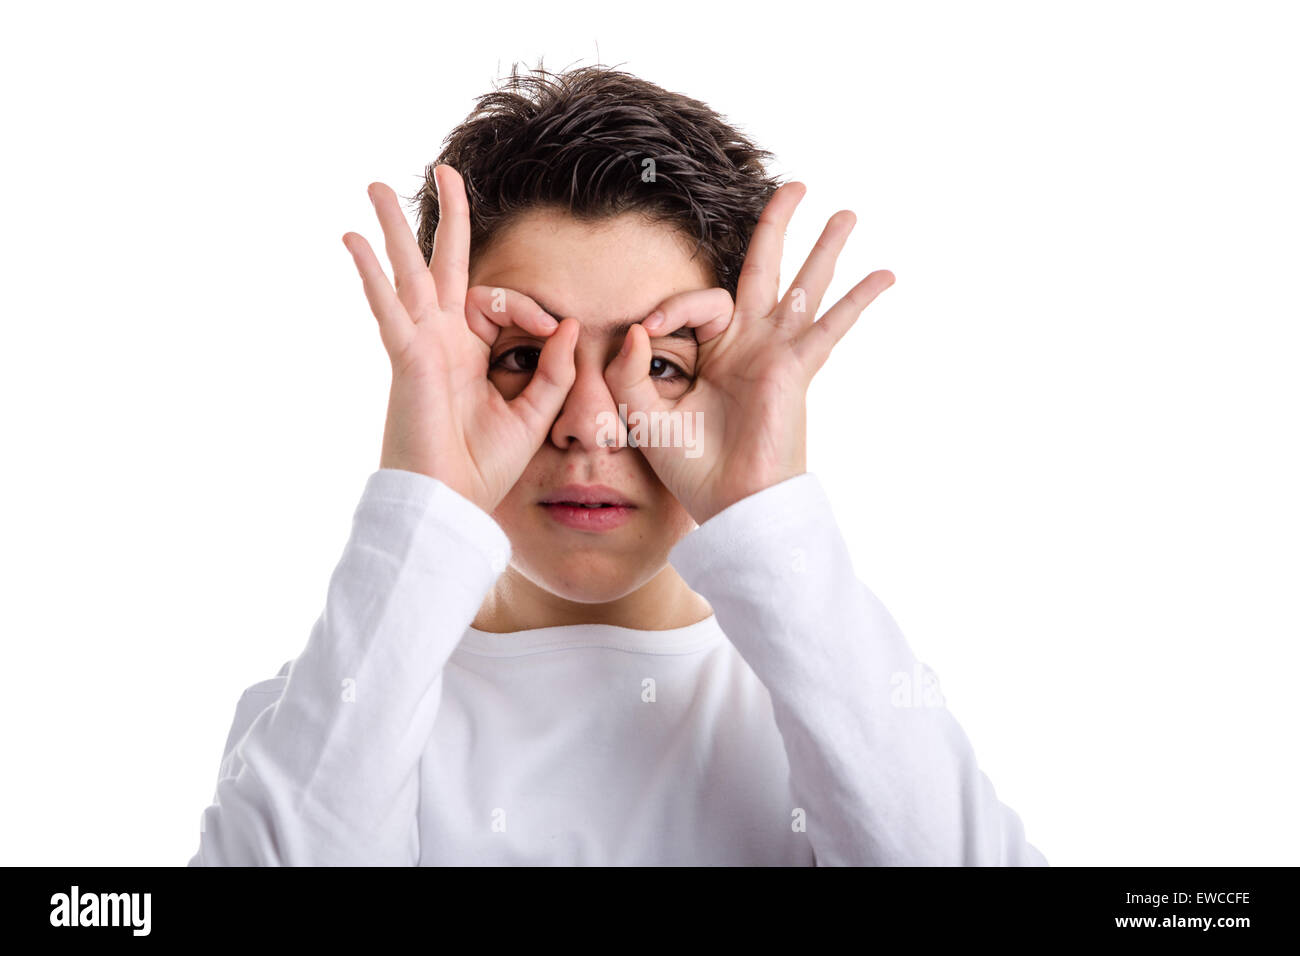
[190,468,509,866]
[671,473,1047,866]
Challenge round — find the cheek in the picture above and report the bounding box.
[489,457,544,531]
[652,488,697,541]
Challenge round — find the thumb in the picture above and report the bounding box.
[603,324,669,434]
[509,317,578,438]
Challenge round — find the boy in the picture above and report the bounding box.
[188,63,1047,866]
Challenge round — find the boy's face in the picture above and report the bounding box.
[468,207,715,604]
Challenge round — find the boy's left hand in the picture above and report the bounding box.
[604,181,895,525]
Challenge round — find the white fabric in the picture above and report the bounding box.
[188,468,1047,866]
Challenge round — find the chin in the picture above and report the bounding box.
[518,554,656,605]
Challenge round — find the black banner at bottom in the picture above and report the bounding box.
[6,865,1287,942]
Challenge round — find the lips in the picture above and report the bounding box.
[539,484,636,532]
[539,484,635,508]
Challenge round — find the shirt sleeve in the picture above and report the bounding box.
[187,468,511,866]
[668,473,1048,866]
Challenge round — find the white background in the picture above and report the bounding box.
[2,0,1295,866]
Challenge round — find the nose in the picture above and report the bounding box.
[549,337,623,452]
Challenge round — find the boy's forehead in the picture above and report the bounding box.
[523,294,697,344]
[467,207,714,330]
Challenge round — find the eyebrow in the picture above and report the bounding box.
[529,296,698,344]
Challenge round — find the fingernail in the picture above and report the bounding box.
[619,330,634,357]
[643,311,664,333]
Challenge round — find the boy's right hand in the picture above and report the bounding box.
[342,166,577,515]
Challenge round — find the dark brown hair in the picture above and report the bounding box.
[408,61,784,299]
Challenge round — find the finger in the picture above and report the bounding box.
[733,181,807,323]
[368,182,437,320]
[640,287,735,344]
[773,210,856,331]
[604,323,670,423]
[793,270,896,374]
[342,232,417,359]
[465,285,560,347]
[427,164,470,318]
[509,317,579,438]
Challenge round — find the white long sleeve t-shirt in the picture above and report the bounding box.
[188,468,1047,866]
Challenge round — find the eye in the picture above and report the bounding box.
[491,346,541,373]
[650,355,689,381]
[493,346,689,382]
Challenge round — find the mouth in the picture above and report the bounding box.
[543,502,624,509]
[539,485,636,532]
[541,501,625,509]
[539,484,635,508]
